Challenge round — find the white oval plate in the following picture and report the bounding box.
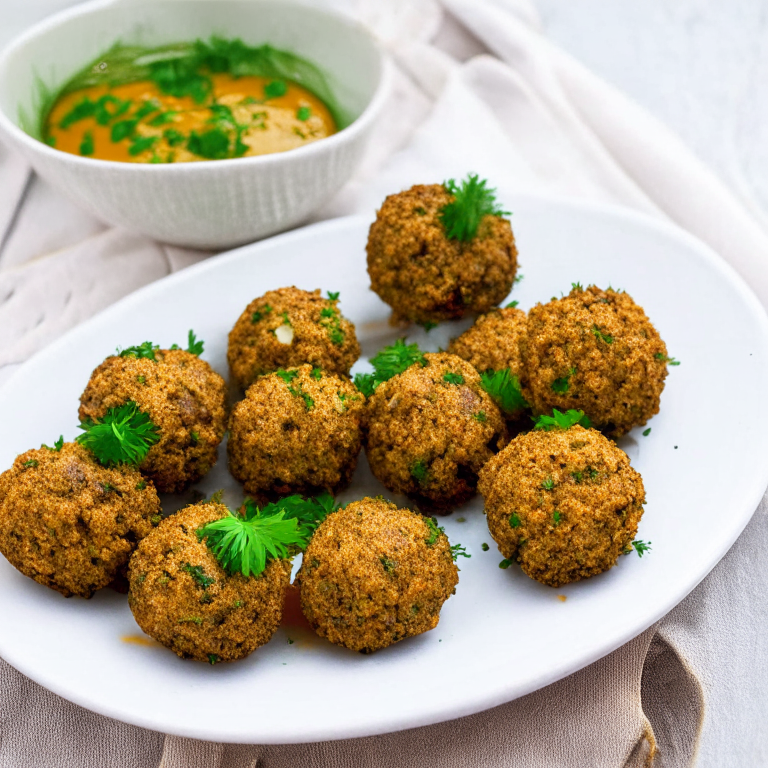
[1,197,768,744]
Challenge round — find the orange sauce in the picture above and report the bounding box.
[46,73,336,163]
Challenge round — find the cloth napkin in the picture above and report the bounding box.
[2,1,768,765]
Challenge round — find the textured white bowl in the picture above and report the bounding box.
[0,0,390,248]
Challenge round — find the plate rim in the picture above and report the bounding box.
[2,194,768,743]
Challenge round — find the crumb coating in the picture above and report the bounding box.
[296,497,459,652]
[479,426,645,587]
[364,353,506,512]
[228,365,364,497]
[522,285,668,436]
[128,502,290,662]
[0,442,160,598]
[79,349,227,493]
[366,184,518,324]
[228,286,360,391]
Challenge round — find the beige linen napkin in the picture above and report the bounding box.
[1,1,767,765]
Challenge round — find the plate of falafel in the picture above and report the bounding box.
[1,176,768,743]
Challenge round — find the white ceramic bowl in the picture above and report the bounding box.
[0,0,390,248]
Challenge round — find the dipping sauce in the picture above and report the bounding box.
[43,40,338,163]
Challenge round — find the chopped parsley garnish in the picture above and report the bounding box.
[79,131,94,156]
[655,353,680,366]
[443,372,464,385]
[479,369,528,415]
[553,511,562,525]
[297,106,311,121]
[541,477,554,491]
[187,128,230,159]
[311,368,323,380]
[571,282,583,291]
[440,174,509,242]
[481,543,490,551]
[136,479,147,491]
[185,330,204,356]
[264,79,288,99]
[208,654,220,665]
[473,410,488,423]
[506,300,519,308]
[354,339,427,397]
[60,98,96,128]
[118,341,159,361]
[163,128,185,147]
[319,302,344,345]
[111,119,137,142]
[23,459,38,468]
[252,304,273,323]
[275,369,299,385]
[197,492,335,577]
[77,402,160,466]
[419,321,438,332]
[182,563,215,590]
[533,408,592,431]
[424,517,443,546]
[592,326,613,344]
[631,539,652,557]
[411,460,429,484]
[327,291,340,301]
[643,428,652,436]
[551,367,576,394]
[43,436,64,452]
[499,558,513,569]
[380,556,396,574]
[128,135,157,156]
[451,543,470,561]
[509,513,521,528]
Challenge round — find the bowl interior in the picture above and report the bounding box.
[0,0,382,140]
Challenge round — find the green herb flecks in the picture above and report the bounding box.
[479,369,528,416]
[551,367,576,394]
[643,427,652,436]
[509,513,521,528]
[542,477,554,491]
[440,174,509,242]
[23,459,39,469]
[411,460,429,484]
[473,410,488,423]
[419,321,438,332]
[182,563,215,590]
[118,341,159,361]
[481,543,490,551]
[43,436,64,452]
[264,79,288,99]
[443,372,464,386]
[354,339,427,397]
[319,301,345,346]
[592,326,613,344]
[252,304,273,323]
[553,511,562,526]
[499,558,513,569]
[451,543,470,561]
[297,106,311,121]
[77,401,160,466]
[655,353,680,366]
[185,330,204,356]
[506,300,519,309]
[79,131,94,156]
[533,408,592,431]
[630,539,652,557]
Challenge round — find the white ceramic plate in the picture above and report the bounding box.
[1,197,768,744]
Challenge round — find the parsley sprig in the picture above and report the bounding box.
[354,339,427,397]
[198,493,336,577]
[440,174,509,242]
[424,517,470,562]
[479,369,528,415]
[534,408,592,431]
[119,341,159,361]
[170,330,204,356]
[77,401,160,466]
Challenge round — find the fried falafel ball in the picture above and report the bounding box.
[522,285,669,436]
[296,497,459,653]
[366,183,518,324]
[478,425,645,587]
[364,353,506,512]
[447,306,528,420]
[0,442,160,598]
[128,501,290,663]
[228,365,365,497]
[79,349,227,493]
[228,287,360,391]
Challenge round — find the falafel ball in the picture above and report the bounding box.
[128,501,290,663]
[0,442,160,598]
[364,353,506,512]
[366,184,518,324]
[478,425,645,587]
[228,287,360,391]
[228,365,364,497]
[79,349,227,493]
[522,285,668,436]
[296,497,459,653]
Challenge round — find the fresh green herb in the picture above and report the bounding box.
[553,511,561,525]
[77,401,160,466]
[46,136,56,147]
[150,513,162,525]
[60,98,96,128]
[279,311,292,326]
[319,303,345,345]
[136,479,147,491]
[179,617,203,625]
[533,408,592,431]
[163,128,185,147]
[252,304,273,323]
[148,110,177,127]
[419,321,438,332]
[208,654,220,665]
[182,563,215,590]
[101,482,117,494]
[542,477,554,491]
[411,460,429,484]
[514,274,524,284]
[380,556,396,574]
[499,558,513,569]
[311,368,322,380]
[479,369,528,415]
[79,131,94,156]
[187,128,229,159]
[473,410,488,423]
[264,79,288,99]
[128,135,157,156]
[443,372,464,385]
[191,431,200,444]
[509,513,521,529]
[506,300,519,308]
[185,330,204,356]
[572,471,583,484]
[592,326,613,344]
[451,544,470,561]
[198,492,335,577]
[481,543,490,551]
[632,540,652,557]
[414,206,427,216]
[136,375,146,385]
[655,353,680,366]
[440,174,509,242]
[287,638,295,644]
[295,389,314,411]
[134,100,160,120]
[327,291,340,301]
[111,119,137,142]
[23,459,39,469]
[297,106,311,121]
[118,341,159,361]
[456,517,466,523]
[354,339,427,396]
[643,428,652,436]
[425,517,443,546]
[43,436,64,452]
[551,367,576,394]
[571,282,583,291]
[275,369,299,385]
